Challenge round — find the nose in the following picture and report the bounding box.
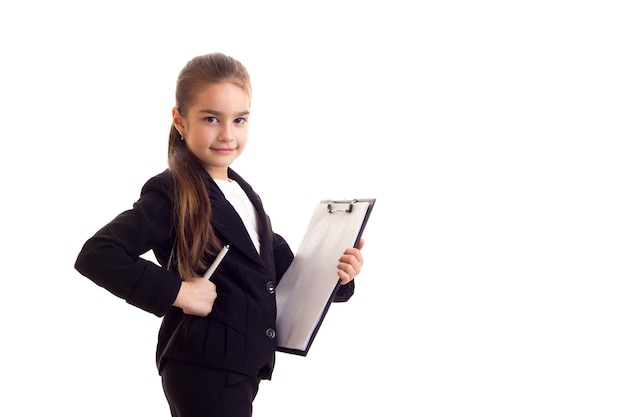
[218,123,235,142]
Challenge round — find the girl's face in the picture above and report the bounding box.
[173,82,250,180]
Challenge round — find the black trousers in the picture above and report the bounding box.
[161,359,261,417]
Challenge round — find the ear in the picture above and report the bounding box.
[172,107,186,137]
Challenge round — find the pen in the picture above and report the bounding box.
[203,244,230,280]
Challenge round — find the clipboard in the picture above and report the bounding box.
[275,198,376,355]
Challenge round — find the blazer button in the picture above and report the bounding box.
[265,281,276,294]
[266,328,276,339]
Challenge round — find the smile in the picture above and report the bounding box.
[211,148,235,154]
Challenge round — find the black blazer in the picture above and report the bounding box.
[75,168,354,379]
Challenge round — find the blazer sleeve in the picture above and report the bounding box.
[74,174,182,317]
[272,232,294,282]
[333,281,354,302]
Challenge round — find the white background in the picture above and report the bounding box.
[1,1,625,416]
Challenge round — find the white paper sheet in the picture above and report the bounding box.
[275,200,372,354]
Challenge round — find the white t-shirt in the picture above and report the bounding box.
[214,179,261,253]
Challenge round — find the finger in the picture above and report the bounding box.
[339,250,363,269]
[337,268,352,285]
[337,261,357,282]
[344,242,364,254]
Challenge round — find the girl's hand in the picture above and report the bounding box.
[337,238,365,285]
[173,277,218,316]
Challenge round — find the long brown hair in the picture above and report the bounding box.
[167,53,251,279]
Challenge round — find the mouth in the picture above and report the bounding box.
[211,147,235,154]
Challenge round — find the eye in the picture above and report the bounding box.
[204,116,218,123]
[234,117,247,125]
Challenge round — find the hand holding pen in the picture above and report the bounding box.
[172,245,229,317]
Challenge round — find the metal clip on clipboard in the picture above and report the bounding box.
[326,199,358,213]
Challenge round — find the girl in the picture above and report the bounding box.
[74,52,365,417]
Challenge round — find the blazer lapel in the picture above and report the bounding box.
[229,169,275,275]
[203,170,273,273]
